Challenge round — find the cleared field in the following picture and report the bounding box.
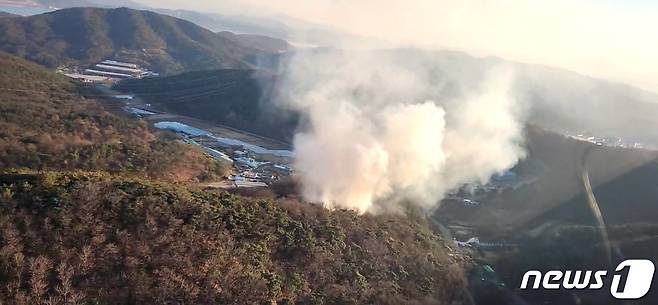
[144,113,292,151]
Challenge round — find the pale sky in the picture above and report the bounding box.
[138,0,658,93]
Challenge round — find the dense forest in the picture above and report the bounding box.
[0,170,472,304]
[0,51,476,304]
[0,51,229,182]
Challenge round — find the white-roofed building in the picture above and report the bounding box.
[95,64,144,76]
[101,60,139,69]
[85,69,133,79]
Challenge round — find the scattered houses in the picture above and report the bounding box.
[153,121,294,187]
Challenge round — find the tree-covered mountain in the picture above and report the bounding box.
[0,170,472,304]
[0,7,289,74]
[0,51,228,182]
[0,50,474,305]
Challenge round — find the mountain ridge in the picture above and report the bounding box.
[0,11,18,17]
[0,7,289,74]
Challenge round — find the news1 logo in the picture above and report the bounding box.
[520,259,655,299]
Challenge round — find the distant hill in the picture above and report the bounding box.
[433,125,658,304]
[114,69,298,142]
[0,51,229,182]
[155,9,389,48]
[114,49,658,148]
[44,0,147,8]
[218,31,289,54]
[343,49,658,145]
[0,7,289,74]
[0,11,18,18]
[437,125,658,234]
[491,129,658,304]
[14,0,147,9]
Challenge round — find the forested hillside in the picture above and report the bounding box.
[0,170,472,304]
[0,51,228,182]
[0,7,287,74]
[0,51,475,305]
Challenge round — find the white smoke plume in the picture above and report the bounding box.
[281,51,526,213]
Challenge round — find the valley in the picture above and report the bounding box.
[87,81,294,189]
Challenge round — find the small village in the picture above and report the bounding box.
[58,59,294,189]
[155,121,294,188]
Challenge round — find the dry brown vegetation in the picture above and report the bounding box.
[0,51,229,182]
[0,170,472,305]
[0,51,474,305]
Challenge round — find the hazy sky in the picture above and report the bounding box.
[138,0,658,93]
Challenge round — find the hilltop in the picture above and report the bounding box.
[0,7,289,74]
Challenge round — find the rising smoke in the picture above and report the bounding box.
[281,50,527,213]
